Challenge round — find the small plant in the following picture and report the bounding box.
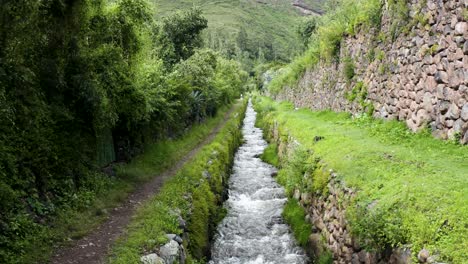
[367,48,376,62]
[311,167,330,196]
[378,63,389,75]
[343,56,356,82]
[261,143,280,167]
[346,81,367,103]
[318,250,333,264]
[463,9,468,20]
[423,44,439,56]
[282,199,312,247]
[375,49,385,61]
[377,32,387,42]
[414,13,429,27]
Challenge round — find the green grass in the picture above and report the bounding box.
[254,96,468,263]
[261,143,280,167]
[282,199,313,247]
[108,100,247,263]
[116,104,232,183]
[17,105,235,264]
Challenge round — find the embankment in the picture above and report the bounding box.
[109,99,248,263]
[254,96,468,263]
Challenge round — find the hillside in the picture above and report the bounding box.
[152,0,324,63]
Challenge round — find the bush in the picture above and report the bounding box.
[282,199,312,247]
[343,56,355,82]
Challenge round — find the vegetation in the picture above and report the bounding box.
[297,16,319,51]
[0,1,247,262]
[260,143,280,167]
[152,0,313,72]
[282,199,313,247]
[268,0,382,93]
[343,56,355,82]
[109,100,247,263]
[254,96,468,263]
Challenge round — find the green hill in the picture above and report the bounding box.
[152,0,324,64]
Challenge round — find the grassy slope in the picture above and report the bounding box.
[152,0,306,56]
[109,100,247,263]
[255,96,468,263]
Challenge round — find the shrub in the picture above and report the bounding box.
[282,199,312,247]
[343,56,355,82]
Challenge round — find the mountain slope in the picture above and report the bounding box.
[152,0,324,62]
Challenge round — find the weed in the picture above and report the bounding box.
[375,49,385,61]
[343,56,355,82]
[318,250,333,264]
[261,143,280,167]
[282,199,312,247]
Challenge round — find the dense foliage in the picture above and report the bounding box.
[152,0,312,73]
[0,0,246,262]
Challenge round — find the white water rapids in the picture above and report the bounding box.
[209,101,308,264]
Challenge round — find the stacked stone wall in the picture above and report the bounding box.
[277,0,468,143]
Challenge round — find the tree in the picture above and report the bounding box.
[156,8,208,68]
[297,16,318,50]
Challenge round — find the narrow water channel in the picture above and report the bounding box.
[209,100,308,264]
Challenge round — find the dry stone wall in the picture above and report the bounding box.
[268,122,421,264]
[276,0,468,144]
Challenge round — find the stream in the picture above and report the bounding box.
[209,100,308,264]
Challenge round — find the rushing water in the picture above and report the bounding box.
[209,101,308,264]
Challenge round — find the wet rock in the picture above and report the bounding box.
[140,253,164,264]
[462,130,468,144]
[448,103,460,119]
[309,233,324,257]
[159,240,179,264]
[418,248,430,263]
[389,248,412,264]
[178,216,186,230]
[352,237,361,251]
[166,234,176,241]
[174,235,183,244]
[435,71,449,84]
[293,189,301,200]
[461,104,468,121]
[358,250,367,262]
[439,101,451,115]
[351,253,360,264]
[202,170,211,179]
[455,22,468,35]
[313,216,326,231]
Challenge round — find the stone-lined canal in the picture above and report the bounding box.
[209,100,307,264]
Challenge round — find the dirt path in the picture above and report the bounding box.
[51,102,241,264]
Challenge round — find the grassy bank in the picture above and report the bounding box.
[14,104,235,264]
[254,96,468,263]
[109,99,247,263]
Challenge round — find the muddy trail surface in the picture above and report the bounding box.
[51,103,240,264]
